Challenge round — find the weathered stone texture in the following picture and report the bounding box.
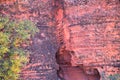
[21,26,59,80]
[56,0,120,80]
[0,0,59,80]
[0,0,120,80]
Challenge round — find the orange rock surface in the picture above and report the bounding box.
[0,0,120,80]
[55,0,120,80]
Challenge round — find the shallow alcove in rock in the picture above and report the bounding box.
[56,48,101,80]
[0,0,120,80]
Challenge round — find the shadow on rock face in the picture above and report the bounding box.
[56,48,100,80]
[21,26,59,80]
[57,65,100,80]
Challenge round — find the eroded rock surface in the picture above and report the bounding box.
[21,26,59,80]
[0,0,120,80]
[0,0,59,80]
[55,0,120,80]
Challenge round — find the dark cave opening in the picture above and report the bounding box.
[56,48,101,80]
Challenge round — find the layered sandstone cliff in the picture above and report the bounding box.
[0,0,120,80]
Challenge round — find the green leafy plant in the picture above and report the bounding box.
[0,16,39,80]
[108,74,120,80]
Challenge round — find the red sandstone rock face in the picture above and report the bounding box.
[56,0,120,80]
[0,0,120,80]
[0,0,59,80]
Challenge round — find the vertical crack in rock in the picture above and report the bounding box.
[55,0,120,80]
[54,0,101,80]
[0,0,120,80]
[54,0,120,80]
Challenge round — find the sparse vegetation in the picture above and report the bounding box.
[0,16,39,80]
[108,74,120,80]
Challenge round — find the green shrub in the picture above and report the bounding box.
[0,16,39,80]
[109,74,120,80]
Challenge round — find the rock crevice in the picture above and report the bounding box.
[0,0,120,80]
